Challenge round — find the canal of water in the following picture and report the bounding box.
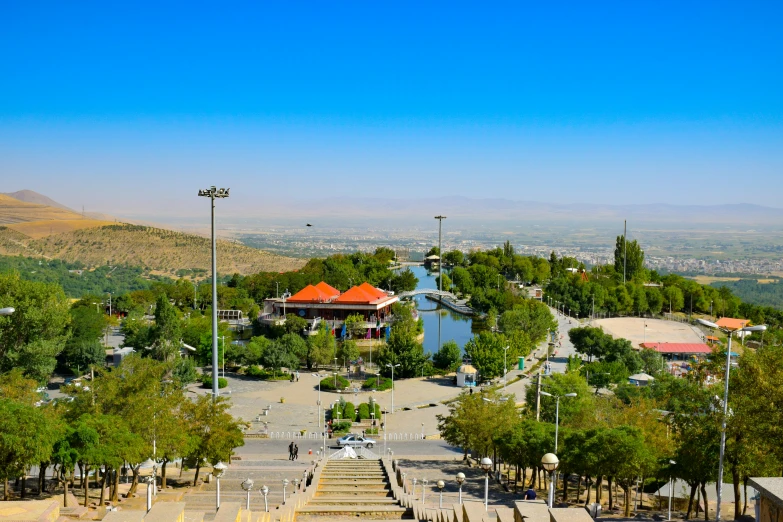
[405,265,475,355]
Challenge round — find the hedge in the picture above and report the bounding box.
[320,375,350,391]
[374,403,382,419]
[201,376,228,389]
[332,421,352,434]
[245,366,290,380]
[362,376,393,391]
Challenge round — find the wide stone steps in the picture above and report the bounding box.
[296,459,412,519]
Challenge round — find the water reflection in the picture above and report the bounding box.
[404,265,475,354]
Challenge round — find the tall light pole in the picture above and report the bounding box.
[539,392,577,452]
[696,319,766,522]
[386,363,400,414]
[435,215,446,353]
[668,460,676,521]
[198,186,230,401]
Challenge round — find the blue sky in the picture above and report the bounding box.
[1,2,782,214]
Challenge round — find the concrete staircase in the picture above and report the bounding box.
[296,459,413,520]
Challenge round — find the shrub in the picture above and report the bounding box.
[332,421,352,434]
[320,375,350,391]
[331,404,343,421]
[201,375,228,389]
[343,402,357,422]
[357,403,370,421]
[245,365,290,380]
[362,376,393,391]
[365,427,379,435]
[374,403,382,420]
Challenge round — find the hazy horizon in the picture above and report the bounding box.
[2,3,782,214]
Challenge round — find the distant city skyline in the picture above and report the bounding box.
[1,2,782,213]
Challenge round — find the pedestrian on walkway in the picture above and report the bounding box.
[288,441,294,460]
[524,487,537,500]
[293,444,299,460]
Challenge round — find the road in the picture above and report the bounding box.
[547,306,579,374]
[237,438,461,459]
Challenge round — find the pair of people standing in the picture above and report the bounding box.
[288,441,299,460]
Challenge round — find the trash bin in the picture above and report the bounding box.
[518,356,525,370]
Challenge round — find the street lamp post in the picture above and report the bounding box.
[422,478,428,505]
[412,478,418,500]
[282,478,289,503]
[538,392,577,453]
[480,457,493,511]
[213,461,227,510]
[145,475,154,512]
[241,478,254,511]
[386,363,400,414]
[696,319,766,522]
[456,473,465,504]
[261,485,269,512]
[437,480,445,508]
[541,453,559,508]
[668,460,676,521]
[198,186,230,401]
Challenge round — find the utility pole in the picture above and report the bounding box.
[535,371,542,421]
[623,219,627,284]
[434,215,446,353]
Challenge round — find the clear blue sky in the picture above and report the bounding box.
[1,1,782,214]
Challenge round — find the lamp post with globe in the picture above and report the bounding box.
[456,472,465,504]
[260,485,269,512]
[437,480,445,508]
[241,478,254,511]
[481,457,493,511]
[213,461,227,510]
[282,479,289,503]
[541,453,559,508]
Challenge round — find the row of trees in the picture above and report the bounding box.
[0,357,244,505]
[439,339,783,519]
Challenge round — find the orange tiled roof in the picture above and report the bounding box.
[334,283,390,304]
[315,281,340,298]
[715,317,750,330]
[358,282,388,300]
[287,284,335,303]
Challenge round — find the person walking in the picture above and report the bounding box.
[523,487,537,500]
[288,441,294,460]
[293,444,299,461]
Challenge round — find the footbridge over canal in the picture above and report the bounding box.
[397,289,474,315]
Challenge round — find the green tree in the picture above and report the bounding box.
[62,340,106,375]
[307,321,336,369]
[344,313,367,339]
[390,268,418,293]
[339,340,360,365]
[437,390,518,459]
[614,235,646,282]
[376,306,429,379]
[463,332,509,380]
[151,294,181,361]
[262,339,300,373]
[639,348,666,376]
[443,250,464,266]
[0,273,72,382]
[433,340,462,372]
[183,395,244,486]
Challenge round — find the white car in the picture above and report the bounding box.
[336,434,376,448]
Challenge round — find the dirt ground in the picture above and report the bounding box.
[593,318,704,348]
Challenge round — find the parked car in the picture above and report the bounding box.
[336,434,376,448]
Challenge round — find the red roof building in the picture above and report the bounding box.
[260,281,398,336]
[641,342,712,359]
[715,317,751,330]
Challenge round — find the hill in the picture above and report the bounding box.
[1,224,304,276]
[1,189,74,211]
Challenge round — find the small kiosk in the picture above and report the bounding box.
[456,364,478,388]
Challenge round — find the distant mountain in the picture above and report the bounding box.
[2,189,74,212]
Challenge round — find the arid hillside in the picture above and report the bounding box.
[5,224,304,275]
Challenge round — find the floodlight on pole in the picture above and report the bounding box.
[198,186,230,401]
[695,318,766,522]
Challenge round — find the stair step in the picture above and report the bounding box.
[308,498,400,505]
